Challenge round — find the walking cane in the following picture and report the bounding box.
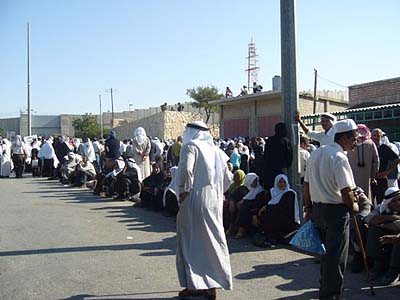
[352,213,375,296]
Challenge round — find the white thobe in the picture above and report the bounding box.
[307,127,335,146]
[176,142,233,290]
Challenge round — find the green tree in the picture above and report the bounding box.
[186,85,223,124]
[0,127,3,136]
[72,114,101,139]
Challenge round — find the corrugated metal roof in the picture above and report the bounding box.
[302,103,400,118]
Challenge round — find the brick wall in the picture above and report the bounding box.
[349,77,400,107]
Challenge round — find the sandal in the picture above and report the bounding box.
[204,288,217,300]
[178,288,205,298]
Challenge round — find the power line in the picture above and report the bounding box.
[317,74,348,89]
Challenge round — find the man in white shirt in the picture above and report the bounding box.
[295,111,336,146]
[304,119,359,300]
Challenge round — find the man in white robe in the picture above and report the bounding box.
[295,111,337,146]
[176,121,233,300]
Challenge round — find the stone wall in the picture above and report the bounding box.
[103,101,220,127]
[113,111,208,140]
[349,77,400,107]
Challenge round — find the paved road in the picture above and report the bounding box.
[0,175,398,300]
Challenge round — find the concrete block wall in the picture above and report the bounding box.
[349,77,400,107]
[298,97,348,115]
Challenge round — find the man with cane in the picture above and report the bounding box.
[304,119,359,300]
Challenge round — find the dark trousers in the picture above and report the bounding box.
[42,159,54,177]
[366,226,400,271]
[12,154,25,178]
[313,203,350,300]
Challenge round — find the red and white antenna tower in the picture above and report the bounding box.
[245,37,260,92]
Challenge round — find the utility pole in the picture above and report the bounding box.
[312,68,318,130]
[280,0,301,217]
[27,22,31,136]
[99,94,103,138]
[105,88,117,128]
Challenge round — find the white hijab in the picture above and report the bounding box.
[243,173,264,201]
[380,186,400,214]
[11,135,25,154]
[134,127,148,145]
[162,166,178,208]
[38,138,59,168]
[268,174,300,224]
[83,138,96,162]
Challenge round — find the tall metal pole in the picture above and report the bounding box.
[110,88,114,128]
[247,44,251,91]
[280,0,301,216]
[312,68,318,130]
[27,22,31,136]
[99,94,103,138]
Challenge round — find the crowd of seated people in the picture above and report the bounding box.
[3,122,400,286]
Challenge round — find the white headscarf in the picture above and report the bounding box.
[382,135,399,155]
[163,166,178,208]
[11,135,25,155]
[380,187,400,214]
[83,138,96,162]
[268,174,300,224]
[38,139,59,168]
[134,127,147,145]
[243,173,265,201]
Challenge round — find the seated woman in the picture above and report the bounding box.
[139,163,165,209]
[234,173,268,239]
[258,174,300,244]
[162,166,179,217]
[224,169,248,234]
[99,157,125,197]
[115,157,141,200]
[74,156,97,188]
[60,152,81,184]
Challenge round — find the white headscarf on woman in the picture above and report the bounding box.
[134,127,148,145]
[268,174,300,224]
[11,135,26,155]
[83,138,96,162]
[38,137,59,168]
[243,173,264,201]
[162,166,179,208]
[182,120,228,189]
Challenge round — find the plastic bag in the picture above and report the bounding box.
[290,219,326,255]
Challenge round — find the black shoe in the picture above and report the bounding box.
[381,269,400,285]
[351,253,364,273]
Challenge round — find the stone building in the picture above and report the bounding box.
[112,111,218,141]
[0,102,219,139]
[210,90,348,138]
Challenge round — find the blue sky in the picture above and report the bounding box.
[1,0,399,117]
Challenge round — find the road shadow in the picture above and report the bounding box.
[0,235,176,257]
[19,178,307,256]
[59,290,181,300]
